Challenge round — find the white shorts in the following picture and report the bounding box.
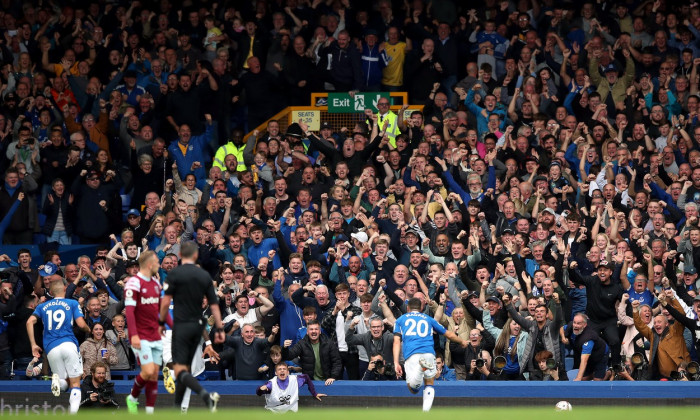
[47,342,83,380]
[404,353,437,390]
[162,330,203,376]
[132,339,163,366]
[162,330,173,365]
[190,340,205,377]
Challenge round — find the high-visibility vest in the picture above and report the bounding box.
[213,142,247,171]
[368,111,400,148]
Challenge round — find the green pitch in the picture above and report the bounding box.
[59,407,698,419]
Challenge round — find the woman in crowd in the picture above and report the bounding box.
[483,304,529,380]
[80,323,119,380]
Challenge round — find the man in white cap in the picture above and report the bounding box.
[329,233,374,286]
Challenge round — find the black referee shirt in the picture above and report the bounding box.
[164,263,218,323]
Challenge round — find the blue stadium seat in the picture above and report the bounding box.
[567,369,579,381]
[564,357,574,371]
[200,371,221,381]
[32,234,46,245]
[121,194,131,216]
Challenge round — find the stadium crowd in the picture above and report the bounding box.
[1,0,700,389]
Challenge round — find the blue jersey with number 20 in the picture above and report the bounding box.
[393,311,447,360]
[32,298,83,354]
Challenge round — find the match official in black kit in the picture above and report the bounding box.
[159,241,225,411]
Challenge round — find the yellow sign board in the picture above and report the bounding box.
[403,109,419,120]
[291,110,320,131]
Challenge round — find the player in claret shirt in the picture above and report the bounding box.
[124,251,171,414]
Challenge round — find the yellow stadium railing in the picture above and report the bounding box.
[243,92,423,144]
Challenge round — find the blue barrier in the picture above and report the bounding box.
[1,380,698,399]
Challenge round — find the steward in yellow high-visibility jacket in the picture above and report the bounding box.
[365,100,400,148]
[213,141,246,172]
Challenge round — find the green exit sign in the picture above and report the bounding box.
[327,92,390,113]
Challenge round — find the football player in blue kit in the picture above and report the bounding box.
[393,298,468,412]
[26,280,91,414]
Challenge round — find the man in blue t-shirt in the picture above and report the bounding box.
[26,279,90,414]
[622,273,655,306]
[563,313,609,381]
[393,298,467,412]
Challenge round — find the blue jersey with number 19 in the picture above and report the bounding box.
[393,311,447,360]
[32,298,83,354]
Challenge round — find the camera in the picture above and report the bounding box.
[371,359,395,377]
[546,358,557,370]
[383,362,395,377]
[475,358,486,368]
[630,352,646,368]
[611,364,624,374]
[493,356,506,373]
[670,370,686,381]
[97,382,115,401]
[627,353,650,381]
[670,361,700,381]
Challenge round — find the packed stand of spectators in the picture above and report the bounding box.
[2,0,700,385]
